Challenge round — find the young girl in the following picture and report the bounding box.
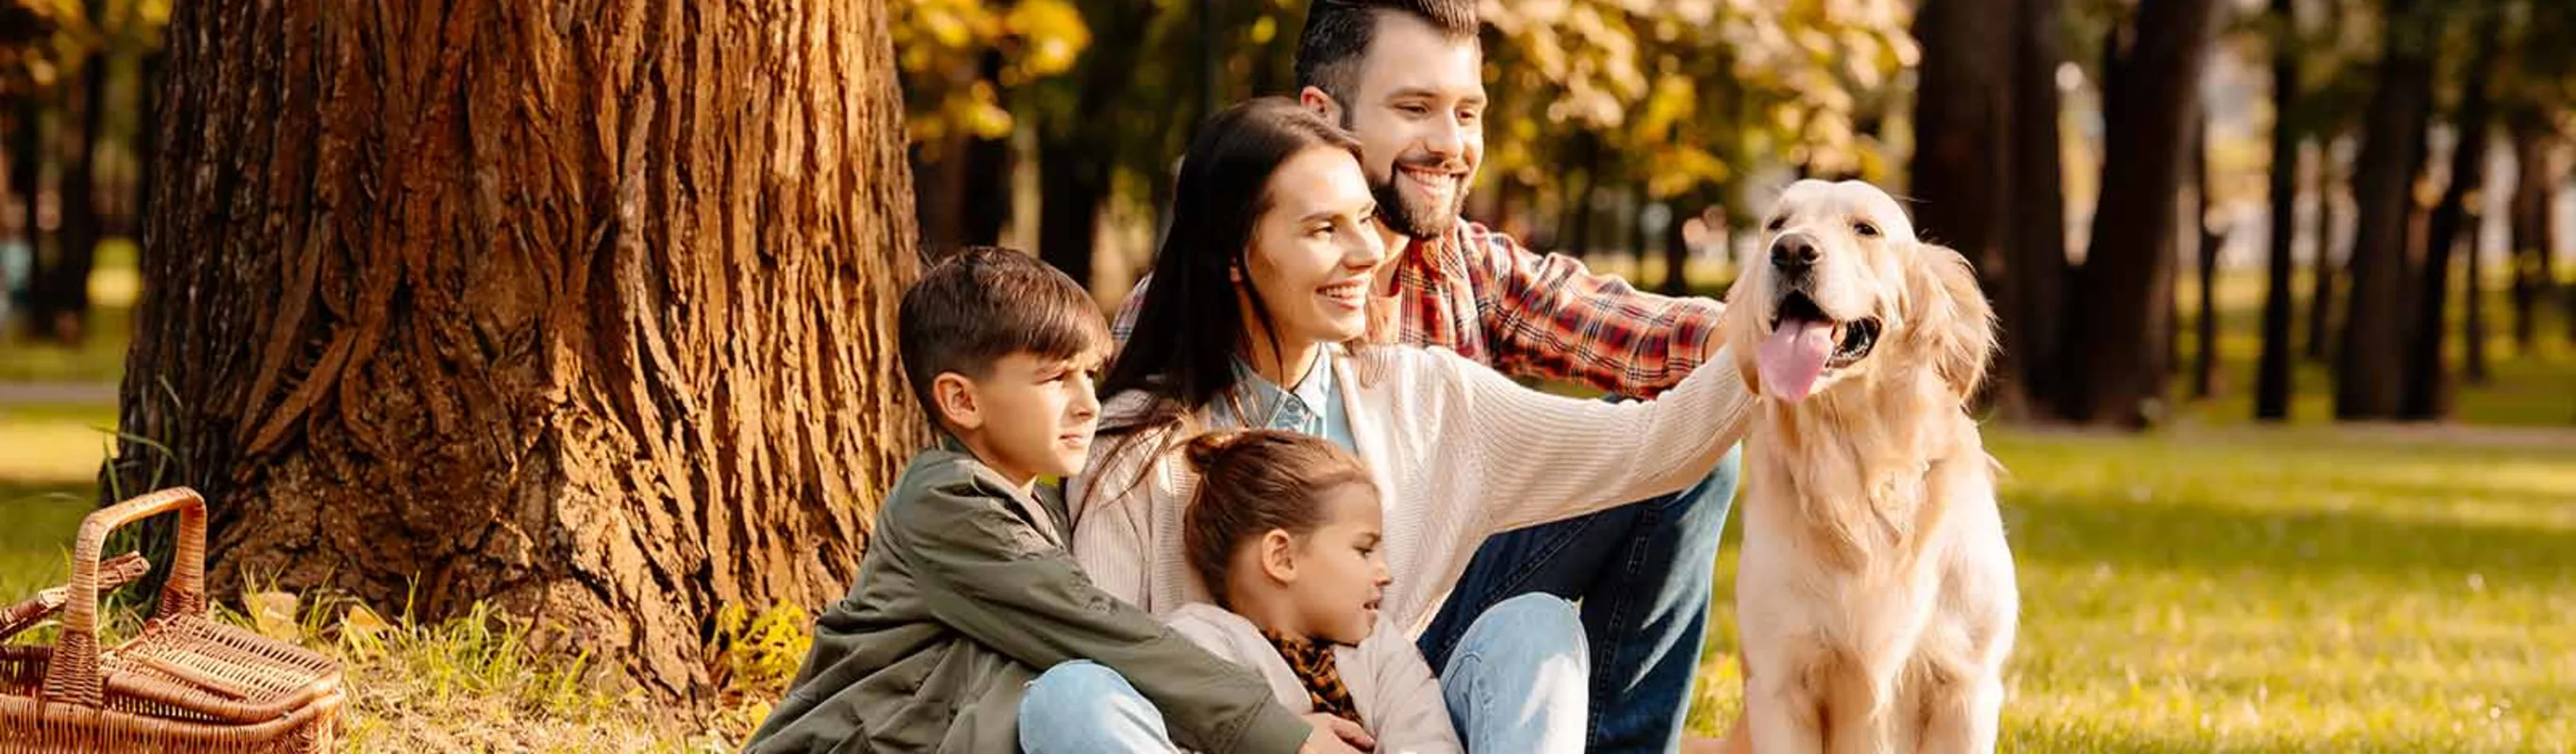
[1163,429,1461,754]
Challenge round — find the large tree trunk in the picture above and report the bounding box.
[2506,121,2553,353]
[2307,134,2341,362]
[2399,9,2499,420]
[112,0,924,703]
[25,25,105,344]
[2006,0,2068,419]
[2257,0,2301,419]
[1909,0,2023,413]
[2337,0,2439,420]
[2064,0,2223,428]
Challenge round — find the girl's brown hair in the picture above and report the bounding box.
[1181,429,1377,607]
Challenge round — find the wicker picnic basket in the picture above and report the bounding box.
[0,487,344,753]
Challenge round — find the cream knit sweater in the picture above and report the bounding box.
[1069,343,1755,638]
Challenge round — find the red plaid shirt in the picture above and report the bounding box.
[1112,221,1726,399]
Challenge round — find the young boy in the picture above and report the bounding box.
[748,249,1345,754]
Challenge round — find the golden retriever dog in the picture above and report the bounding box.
[1723,180,2017,753]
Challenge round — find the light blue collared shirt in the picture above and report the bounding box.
[1212,348,1355,453]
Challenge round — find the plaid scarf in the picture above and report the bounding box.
[1261,630,1362,726]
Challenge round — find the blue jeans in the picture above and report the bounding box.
[1018,661,1178,753]
[1418,441,1742,754]
[1442,593,1592,752]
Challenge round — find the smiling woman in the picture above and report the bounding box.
[1102,97,1379,433]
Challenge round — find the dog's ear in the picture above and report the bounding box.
[1904,242,1998,400]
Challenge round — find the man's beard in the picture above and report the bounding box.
[1371,160,1472,240]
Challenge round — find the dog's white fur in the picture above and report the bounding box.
[1725,180,2018,753]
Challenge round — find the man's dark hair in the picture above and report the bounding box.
[898,247,1108,432]
[1295,0,1480,107]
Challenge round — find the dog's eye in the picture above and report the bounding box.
[1766,216,1787,232]
[1854,221,1880,238]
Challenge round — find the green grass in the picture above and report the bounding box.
[0,402,116,601]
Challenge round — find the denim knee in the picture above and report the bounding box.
[1023,661,1131,711]
[1019,660,1171,752]
[1445,594,1591,752]
[1459,593,1588,664]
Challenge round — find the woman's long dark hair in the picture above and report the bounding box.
[1098,97,1363,437]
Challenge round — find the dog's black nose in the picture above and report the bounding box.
[1771,232,1821,272]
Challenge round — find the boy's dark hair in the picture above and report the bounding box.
[1181,429,1376,607]
[898,247,1109,432]
[1295,0,1480,110]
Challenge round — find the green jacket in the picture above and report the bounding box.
[745,441,1312,753]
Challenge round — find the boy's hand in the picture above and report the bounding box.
[1299,713,1376,753]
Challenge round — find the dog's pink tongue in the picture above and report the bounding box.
[1758,320,1836,402]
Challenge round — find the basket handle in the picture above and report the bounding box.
[40,486,210,708]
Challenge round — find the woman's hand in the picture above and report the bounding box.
[1299,713,1377,753]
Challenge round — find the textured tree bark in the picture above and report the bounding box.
[2257,0,2301,420]
[2399,8,2499,420]
[2065,0,2223,428]
[1909,0,2023,414]
[2337,0,2439,419]
[112,0,923,703]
